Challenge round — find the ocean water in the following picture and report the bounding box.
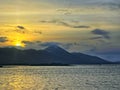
[0,65,120,90]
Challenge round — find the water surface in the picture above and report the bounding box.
[0,65,120,90]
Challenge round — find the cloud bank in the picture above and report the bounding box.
[17,26,25,30]
[91,29,110,39]
[40,20,90,28]
[0,37,8,42]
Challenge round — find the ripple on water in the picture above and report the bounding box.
[0,74,46,90]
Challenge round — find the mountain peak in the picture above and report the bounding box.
[46,45,62,50]
[45,45,69,54]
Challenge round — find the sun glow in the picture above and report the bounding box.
[7,32,28,47]
[14,41,25,47]
[16,43,21,47]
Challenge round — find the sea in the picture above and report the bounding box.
[0,65,120,90]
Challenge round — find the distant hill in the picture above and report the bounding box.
[0,45,113,65]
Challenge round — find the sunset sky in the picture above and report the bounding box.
[0,0,120,61]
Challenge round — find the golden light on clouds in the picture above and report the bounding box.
[8,37,25,47]
[0,0,119,49]
[14,41,25,47]
[3,30,36,47]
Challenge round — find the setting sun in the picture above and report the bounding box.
[16,43,21,47]
[14,41,25,47]
[5,31,34,48]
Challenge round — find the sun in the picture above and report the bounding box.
[16,43,22,47]
[14,41,25,47]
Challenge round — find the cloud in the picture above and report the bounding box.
[15,25,27,33]
[34,31,42,34]
[96,47,120,55]
[40,20,90,28]
[22,40,42,46]
[40,42,61,47]
[22,41,76,50]
[101,2,120,10]
[22,41,34,45]
[72,25,90,28]
[39,42,81,50]
[96,47,120,61]
[56,9,72,15]
[22,41,79,49]
[91,29,110,39]
[35,41,42,43]
[89,36,103,40]
[0,37,8,42]
[17,26,25,29]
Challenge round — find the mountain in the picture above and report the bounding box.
[0,45,112,65]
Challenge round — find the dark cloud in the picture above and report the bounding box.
[0,37,8,42]
[17,26,25,29]
[40,20,90,28]
[34,31,42,34]
[91,29,110,39]
[89,36,103,40]
[59,21,90,28]
[92,29,109,35]
[22,41,34,45]
[22,41,42,47]
[73,25,90,28]
[15,25,27,33]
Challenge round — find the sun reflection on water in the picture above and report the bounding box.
[0,69,46,90]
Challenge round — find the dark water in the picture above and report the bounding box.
[0,65,120,90]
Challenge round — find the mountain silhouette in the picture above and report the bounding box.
[45,45,70,55]
[0,45,112,65]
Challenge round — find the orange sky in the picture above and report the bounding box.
[0,0,120,61]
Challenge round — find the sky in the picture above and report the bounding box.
[0,0,120,61]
